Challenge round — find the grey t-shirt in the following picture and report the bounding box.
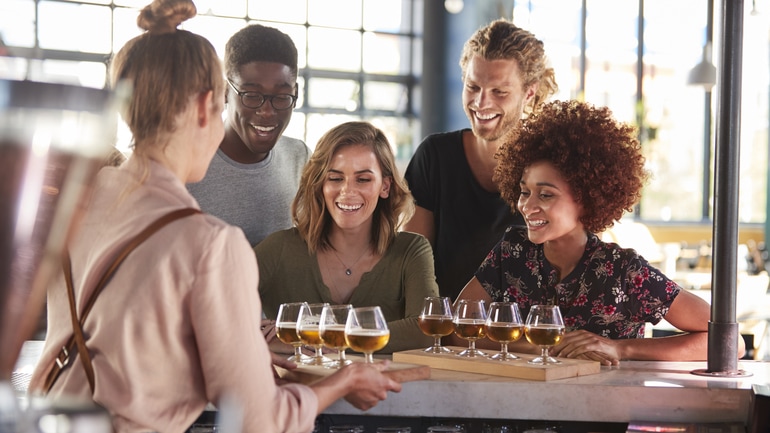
[187,136,310,246]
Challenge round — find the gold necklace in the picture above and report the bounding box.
[330,246,369,276]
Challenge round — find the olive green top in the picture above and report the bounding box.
[254,228,438,353]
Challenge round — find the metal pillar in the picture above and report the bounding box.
[692,0,751,377]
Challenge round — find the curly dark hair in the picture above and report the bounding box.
[494,100,649,233]
[224,24,298,80]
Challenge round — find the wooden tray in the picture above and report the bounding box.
[392,346,600,381]
[276,355,431,385]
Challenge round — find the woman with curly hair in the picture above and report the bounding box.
[453,100,737,365]
[255,121,438,353]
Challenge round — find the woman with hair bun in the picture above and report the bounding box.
[452,100,741,365]
[29,1,400,432]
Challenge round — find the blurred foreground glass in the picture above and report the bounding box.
[275,302,312,364]
[345,306,389,363]
[0,79,120,428]
[418,296,454,354]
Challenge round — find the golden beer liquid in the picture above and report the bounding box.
[320,325,348,349]
[453,319,486,340]
[345,330,390,353]
[298,326,324,346]
[485,324,524,343]
[525,325,565,346]
[276,324,301,345]
[418,315,455,336]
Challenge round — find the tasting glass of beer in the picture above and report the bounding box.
[418,296,455,354]
[297,302,334,366]
[524,304,565,365]
[452,299,488,358]
[275,302,313,364]
[485,301,523,361]
[345,306,390,363]
[319,304,353,368]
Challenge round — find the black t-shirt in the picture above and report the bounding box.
[404,129,525,300]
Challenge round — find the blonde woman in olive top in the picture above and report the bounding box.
[254,121,438,353]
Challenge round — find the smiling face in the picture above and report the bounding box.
[517,161,585,245]
[223,61,296,163]
[462,55,536,143]
[322,144,392,234]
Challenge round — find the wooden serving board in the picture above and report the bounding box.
[276,356,431,385]
[392,346,600,381]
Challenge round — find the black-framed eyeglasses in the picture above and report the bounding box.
[226,79,297,110]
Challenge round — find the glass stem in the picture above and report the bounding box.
[339,349,347,363]
[293,344,303,358]
[364,353,374,363]
[433,336,442,348]
[469,340,476,352]
[541,346,549,361]
[500,344,508,354]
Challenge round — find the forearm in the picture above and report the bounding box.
[310,368,355,413]
[618,331,710,361]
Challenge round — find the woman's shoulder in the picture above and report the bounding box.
[395,231,431,247]
[254,227,304,253]
[587,233,653,266]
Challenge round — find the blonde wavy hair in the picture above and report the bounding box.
[293,122,414,255]
[460,19,558,115]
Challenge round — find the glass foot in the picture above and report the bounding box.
[456,348,487,358]
[288,353,314,364]
[424,345,453,354]
[489,352,519,361]
[528,355,561,365]
[325,358,354,369]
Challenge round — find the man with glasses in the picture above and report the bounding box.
[188,24,309,246]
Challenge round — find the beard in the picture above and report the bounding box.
[465,98,526,143]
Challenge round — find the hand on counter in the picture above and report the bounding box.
[550,330,621,366]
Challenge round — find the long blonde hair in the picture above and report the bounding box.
[293,122,414,255]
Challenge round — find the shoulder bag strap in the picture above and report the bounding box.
[43,207,202,394]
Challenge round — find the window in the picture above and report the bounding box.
[514,0,769,225]
[0,0,423,163]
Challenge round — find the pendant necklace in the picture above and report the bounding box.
[331,246,369,276]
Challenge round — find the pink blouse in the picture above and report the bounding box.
[29,158,318,433]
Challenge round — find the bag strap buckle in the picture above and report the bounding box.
[55,345,70,369]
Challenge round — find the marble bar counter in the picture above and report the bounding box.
[324,359,770,424]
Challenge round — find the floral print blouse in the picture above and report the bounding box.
[475,226,681,339]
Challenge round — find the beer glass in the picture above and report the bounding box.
[524,305,566,365]
[485,301,523,361]
[418,296,454,353]
[345,306,390,363]
[452,299,487,358]
[297,302,333,366]
[319,304,353,368]
[275,302,312,364]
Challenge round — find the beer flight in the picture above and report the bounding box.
[276,302,390,367]
[417,297,566,365]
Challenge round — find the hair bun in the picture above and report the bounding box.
[137,0,196,34]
